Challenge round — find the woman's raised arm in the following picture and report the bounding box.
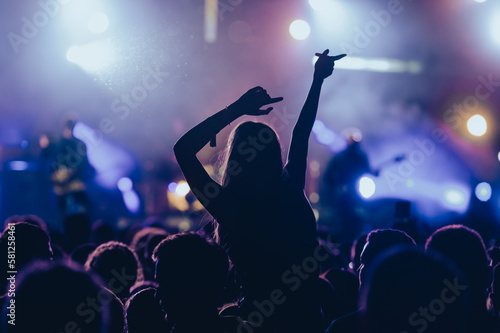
[173,87,283,212]
[286,50,346,189]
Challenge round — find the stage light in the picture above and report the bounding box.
[475,0,487,3]
[168,182,178,193]
[8,161,29,171]
[327,56,423,74]
[310,0,349,34]
[289,20,311,40]
[467,114,487,136]
[475,182,492,202]
[358,176,376,199]
[498,151,500,162]
[66,39,115,73]
[175,181,190,196]
[443,188,466,206]
[117,177,133,192]
[87,12,109,34]
[491,10,500,45]
[312,120,348,152]
[122,190,140,214]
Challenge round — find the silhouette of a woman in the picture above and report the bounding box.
[174,50,345,332]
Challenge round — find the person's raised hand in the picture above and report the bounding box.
[314,49,346,80]
[230,86,283,116]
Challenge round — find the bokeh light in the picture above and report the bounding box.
[443,188,466,206]
[358,176,376,199]
[289,19,311,40]
[117,177,133,192]
[475,182,492,202]
[175,181,190,196]
[467,114,487,136]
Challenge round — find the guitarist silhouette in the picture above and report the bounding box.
[320,134,404,244]
[45,119,94,216]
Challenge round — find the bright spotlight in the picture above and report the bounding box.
[175,181,191,196]
[444,189,466,206]
[358,176,376,199]
[117,177,133,192]
[87,12,109,34]
[467,115,487,136]
[309,0,349,34]
[497,151,500,162]
[491,10,500,45]
[475,182,492,202]
[289,20,311,40]
[66,39,115,73]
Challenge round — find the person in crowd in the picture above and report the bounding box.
[85,240,142,301]
[173,49,345,332]
[2,260,116,333]
[350,233,367,274]
[154,232,260,332]
[130,227,169,282]
[0,222,53,294]
[359,247,468,333]
[125,287,171,333]
[44,118,95,216]
[425,224,498,332]
[325,228,416,333]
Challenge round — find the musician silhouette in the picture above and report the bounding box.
[321,133,374,244]
[44,119,94,216]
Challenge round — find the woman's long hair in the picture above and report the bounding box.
[218,121,283,190]
[213,121,283,244]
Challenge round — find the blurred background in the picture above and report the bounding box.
[0,0,499,242]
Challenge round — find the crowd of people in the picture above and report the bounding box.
[1,50,499,332]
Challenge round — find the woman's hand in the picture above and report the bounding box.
[314,49,346,80]
[229,86,283,116]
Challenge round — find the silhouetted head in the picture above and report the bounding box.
[63,118,77,138]
[351,233,368,273]
[359,228,416,285]
[425,225,491,305]
[153,232,229,322]
[125,287,170,333]
[4,214,49,235]
[359,247,468,333]
[0,222,53,293]
[220,121,283,189]
[85,241,142,300]
[131,227,169,282]
[3,260,109,333]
